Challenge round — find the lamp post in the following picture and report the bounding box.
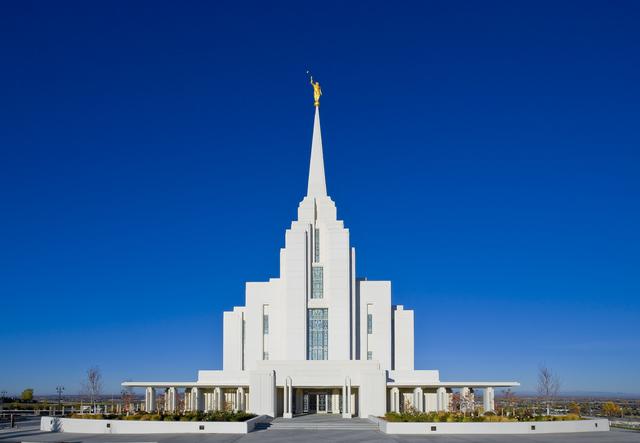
[56,386,64,413]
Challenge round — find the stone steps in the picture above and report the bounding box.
[256,418,379,431]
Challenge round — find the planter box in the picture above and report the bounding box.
[41,415,270,434]
[369,416,610,434]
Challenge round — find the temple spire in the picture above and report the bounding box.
[307,106,327,197]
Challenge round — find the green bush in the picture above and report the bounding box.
[383,411,581,423]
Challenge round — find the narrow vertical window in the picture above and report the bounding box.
[307,308,328,360]
[242,317,246,370]
[314,228,320,262]
[312,266,323,299]
[367,351,373,360]
[367,313,373,334]
[262,305,270,360]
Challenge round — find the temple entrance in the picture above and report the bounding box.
[302,390,331,414]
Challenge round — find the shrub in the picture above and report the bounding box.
[382,411,581,423]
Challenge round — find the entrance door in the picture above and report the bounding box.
[303,393,317,413]
[302,391,330,414]
[317,393,327,413]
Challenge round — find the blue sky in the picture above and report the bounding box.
[1,1,639,396]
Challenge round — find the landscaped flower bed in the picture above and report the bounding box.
[69,411,256,422]
[384,411,581,423]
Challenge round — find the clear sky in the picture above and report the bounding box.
[1,1,639,397]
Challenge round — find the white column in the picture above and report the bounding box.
[165,387,176,412]
[144,387,156,412]
[283,377,293,418]
[342,381,348,417]
[215,387,222,411]
[413,387,424,412]
[342,376,352,418]
[288,379,293,416]
[483,387,494,412]
[347,377,352,417]
[283,384,288,417]
[393,387,400,412]
[436,387,448,412]
[191,387,203,412]
[236,387,245,411]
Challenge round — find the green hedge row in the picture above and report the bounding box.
[69,411,257,422]
[384,411,582,423]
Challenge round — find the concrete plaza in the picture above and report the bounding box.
[1,422,639,443]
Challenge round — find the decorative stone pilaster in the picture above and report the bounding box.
[165,387,177,412]
[144,387,156,412]
[236,387,245,412]
[413,387,424,412]
[436,387,449,412]
[191,387,203,411]
[342,376,352,418]
[214,387,222,411]
[389,387,400,413]
[483,387,495,413]
[283,377,293,418]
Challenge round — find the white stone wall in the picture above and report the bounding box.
[393,305,414,370]
[41,416,271,434]
[223,308,244,371]
[375,418,610,435]
[359,280,392,370]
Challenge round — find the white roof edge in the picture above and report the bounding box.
[387,381,520,387]
[121,381,248,387]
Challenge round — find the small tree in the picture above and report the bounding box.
[82,366,103,413]
[568,401,581,415]
[449,392,460,412]
[537,365,560,415]
[602,401,621,416]
[460,391,475,416]
[121,386,134,415]
[502,388,517,416]
[21,388,34,402]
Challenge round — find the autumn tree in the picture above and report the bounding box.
[21,388,34,402]
[449,392,461,412]
[602,401,621,416]
[537,365,560,416]
[121,386,134,415]
[568,401,581,415]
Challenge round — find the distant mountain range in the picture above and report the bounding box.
[503,390,640,399]
[25,391,640,400]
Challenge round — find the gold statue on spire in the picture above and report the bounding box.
[310,75,322,107]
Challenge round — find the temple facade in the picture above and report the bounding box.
[123,97,518,418]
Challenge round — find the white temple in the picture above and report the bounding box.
[123,85,519,418]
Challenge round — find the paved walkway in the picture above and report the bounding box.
[0,418,638,443]
[265,413,379,430]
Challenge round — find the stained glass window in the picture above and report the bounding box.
[312,266,323,299]
[307,308,328,360]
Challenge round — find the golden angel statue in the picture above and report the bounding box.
[310,76,322,106]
